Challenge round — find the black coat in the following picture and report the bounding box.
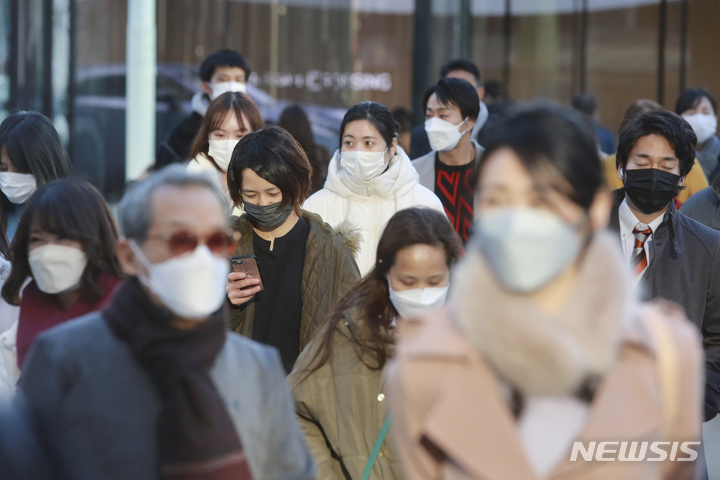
[154,112,203,170]
[610,189,720,420]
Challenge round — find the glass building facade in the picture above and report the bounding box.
[2,0,719,197]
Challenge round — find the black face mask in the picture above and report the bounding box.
[623,168,681,214]
[243,201,293,229]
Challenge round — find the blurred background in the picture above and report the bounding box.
[1,0,719,200]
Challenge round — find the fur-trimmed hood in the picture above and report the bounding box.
[450,231,637,396]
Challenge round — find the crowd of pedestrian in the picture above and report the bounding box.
[0,48,718,480]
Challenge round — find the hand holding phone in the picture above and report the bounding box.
[227,256,263,306]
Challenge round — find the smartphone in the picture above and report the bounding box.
[230,255,264,292]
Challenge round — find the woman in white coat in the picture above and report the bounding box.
[303,101,444,275]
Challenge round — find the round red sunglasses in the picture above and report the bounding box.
[145,229,235,256]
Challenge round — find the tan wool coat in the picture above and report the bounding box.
[228,210,361,351]
[288,309,402,480]
[385,233,704,480]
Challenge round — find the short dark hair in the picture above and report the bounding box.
[675,88,717,117]
[483,80,506,102]
[2,179,121,305]
[440,59,481,85]
[200,49,251,82]
[477,102,604,211]
[572,93,597,116]
[616,110,696,177]
[189,92,264,169]
[423,78,481,121]
[339,102,398,152]
[227,126,312,212]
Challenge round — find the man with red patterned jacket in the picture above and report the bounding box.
[412,78,483,244]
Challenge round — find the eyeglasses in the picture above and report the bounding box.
[146,229,235,257]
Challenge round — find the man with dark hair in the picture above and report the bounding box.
[610,110,720,422]
[572,92,616,154]
[410,59,490,159]
[411,78,481,243]
[156,49,252,169]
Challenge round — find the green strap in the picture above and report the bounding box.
[360,414,392,480]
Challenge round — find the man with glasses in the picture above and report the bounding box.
[15,166,315,480]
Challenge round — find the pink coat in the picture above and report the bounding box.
[386,306,703,480]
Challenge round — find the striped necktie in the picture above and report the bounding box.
[631,226,653,277]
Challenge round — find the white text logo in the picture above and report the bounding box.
[569,441,700,462]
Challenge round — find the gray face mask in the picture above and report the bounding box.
[243,201,294,229]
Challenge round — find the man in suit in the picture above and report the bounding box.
[610,110,720,421]
[410,59,491,159]
[15,166,315,480]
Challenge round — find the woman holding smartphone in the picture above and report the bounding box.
[226,126,361,373]
[288,207,462,479]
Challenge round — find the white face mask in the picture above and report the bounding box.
[473,208,582,293]
[682,113,717,144]
[340,148,389,181]
[209,81,247,100]
[388,281,449,320]
[130,242,229,320]
[29,244,88,294]
[208,139,240,171]
[0,172,37,204]
[425,117,468,152]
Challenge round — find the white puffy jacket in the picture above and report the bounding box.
[303,147,445,275]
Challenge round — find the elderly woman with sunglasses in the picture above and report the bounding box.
[226,126,361,373]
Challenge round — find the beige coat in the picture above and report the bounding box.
[387,307,702,480]
[386,234,703,480]
[289,311,402,479]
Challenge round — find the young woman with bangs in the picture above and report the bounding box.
[188,91,264,215]
[2,178,122,369]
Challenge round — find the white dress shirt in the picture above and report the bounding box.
[618,198,665,265]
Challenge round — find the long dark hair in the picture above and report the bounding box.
[0,226,8,259]
[297,208,462,382]
[2,179,121,305]
[0,111,71,232]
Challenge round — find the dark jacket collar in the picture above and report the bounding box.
[609,188,682,260]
